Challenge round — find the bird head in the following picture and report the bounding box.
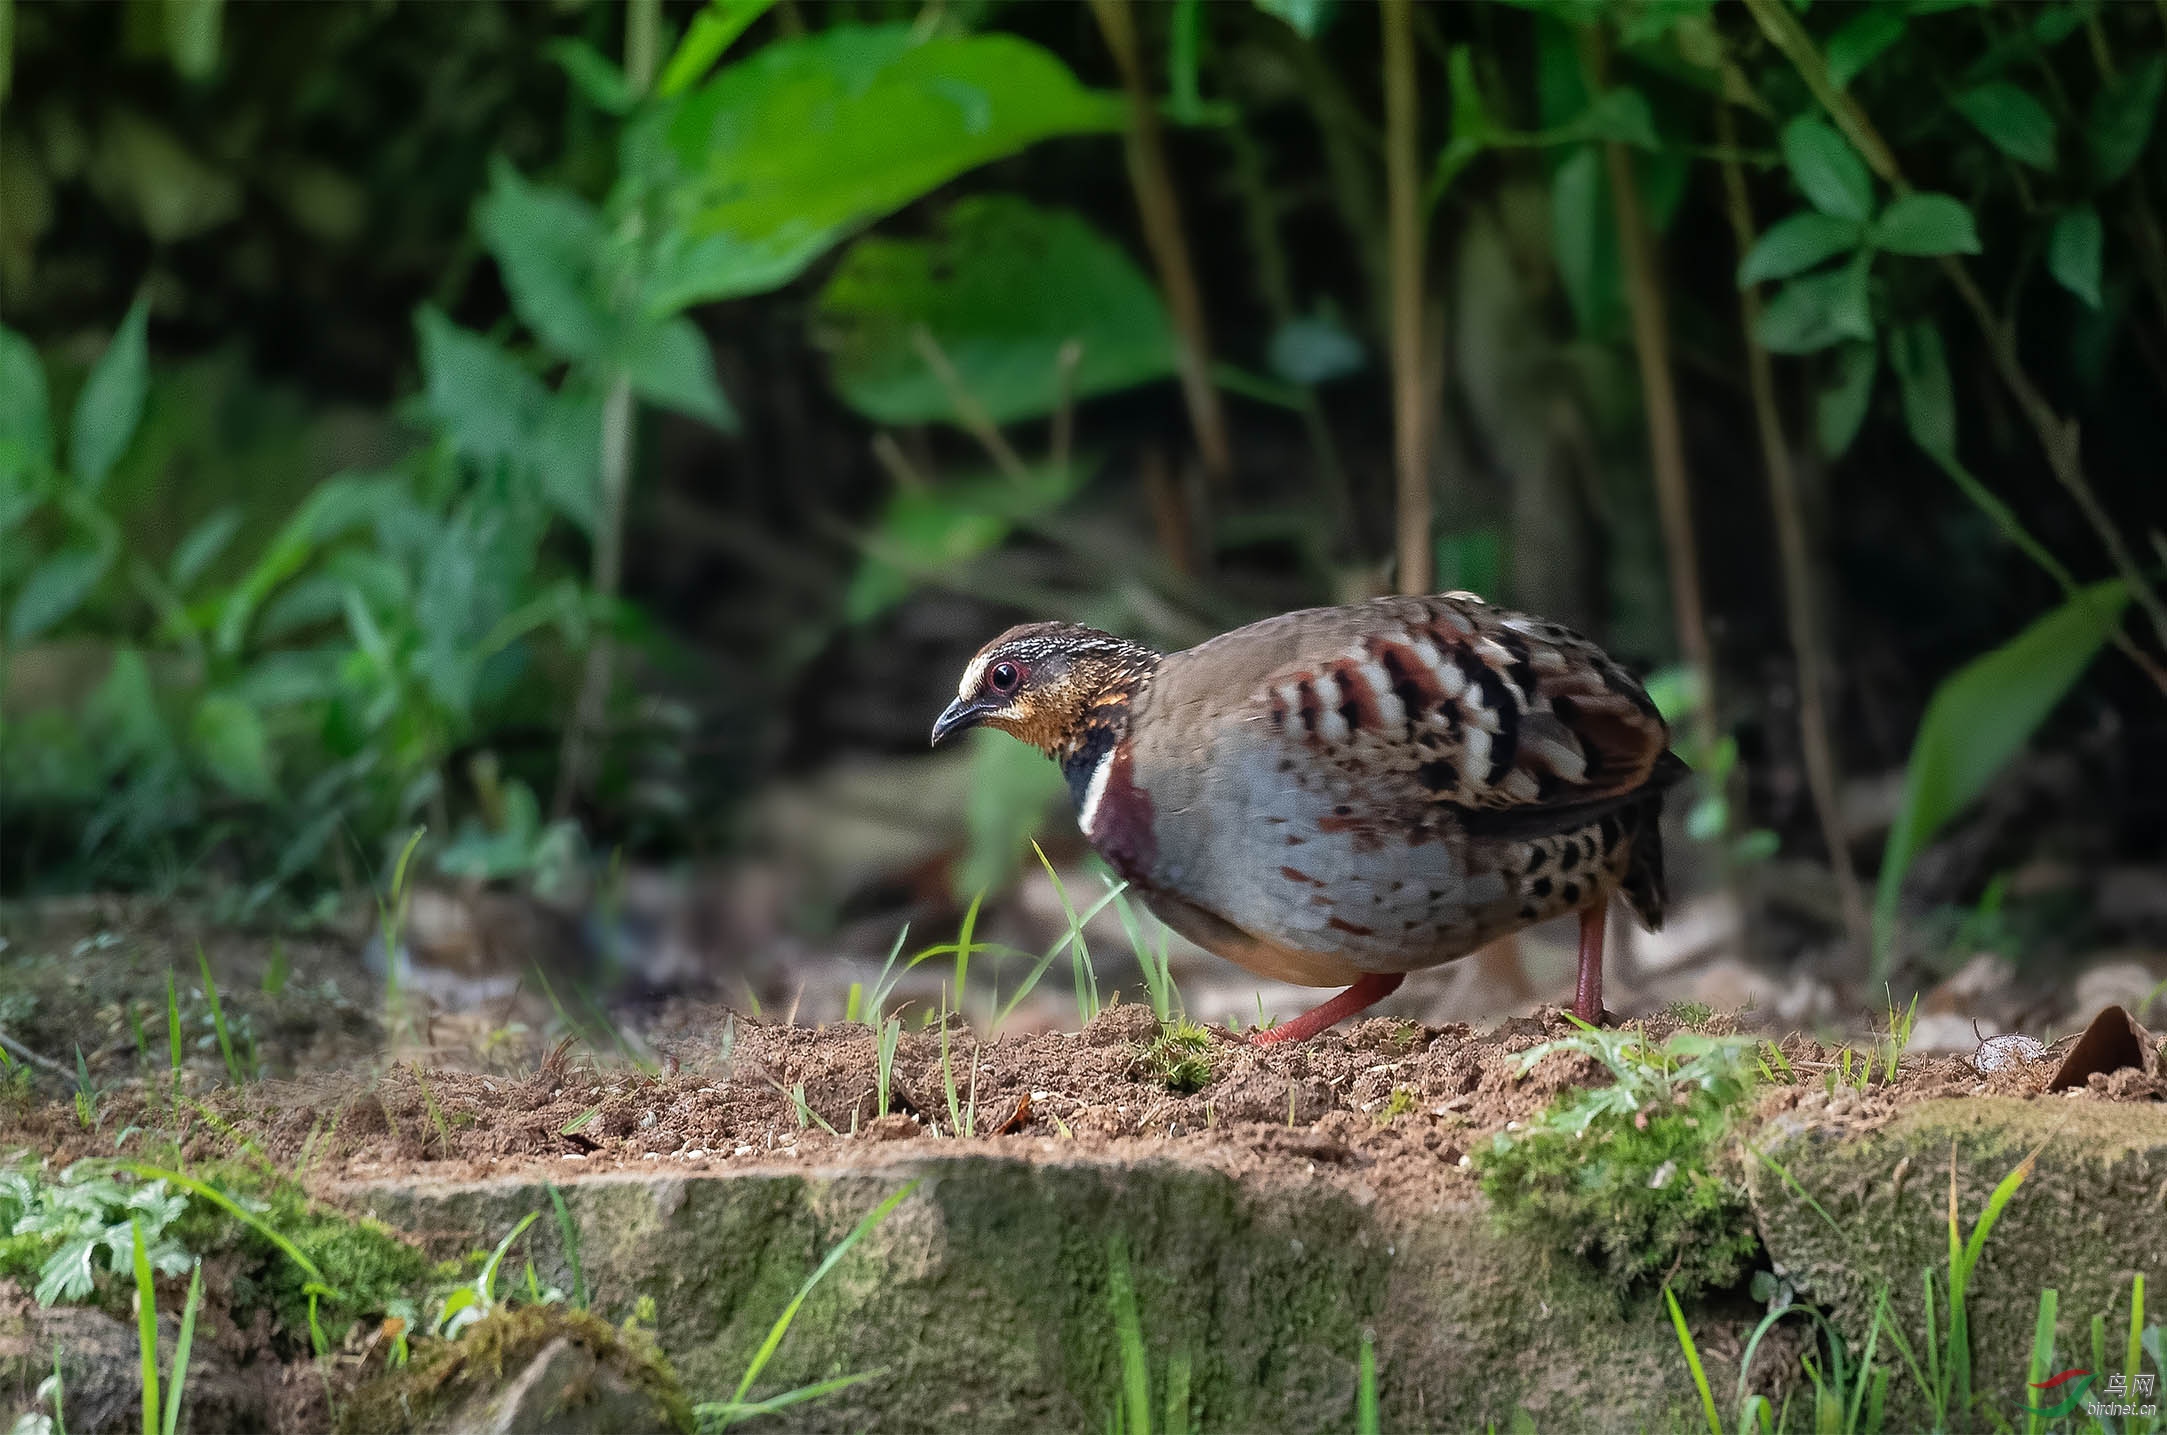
[931,622,1159,759]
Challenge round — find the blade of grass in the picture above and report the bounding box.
[721,1181,919,1421]
[698,1369,888,1422]
[130,1220,160,1435]
[194,946,245,1084]
[953,891,984,1009]
[1032,841,1100,1025]
[161,1260,202,1435]
[546,1184,587,1310]
[2127,1274,2148,1416]
[2023,1288,2058,1435]
[126,1164,329,1290]
[1165,1346,1192,1435]
[995,884,1128,1029]
[1845,1290,1886,1435]
[1358,1329,1379,1435]
[1666,1285,1724,1435]
[1109,1236,1152,1435]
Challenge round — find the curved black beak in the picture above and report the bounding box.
[930,697,986,747]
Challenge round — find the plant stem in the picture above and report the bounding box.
[1717,99,1871,955]
[1382,0,1431,595]
[1739,0,2167,678]
[554,0,661,820]
[1586,35,1716,754]
[1090,0,1233,486]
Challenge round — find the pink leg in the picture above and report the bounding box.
[1573,905,1607,1025]
[1251,972,1406,1046]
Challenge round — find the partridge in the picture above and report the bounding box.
[931,593,1686,1043]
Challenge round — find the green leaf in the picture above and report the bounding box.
[818,196,1174,426]
[656,0,777,99]
[1169,0,1203,126]
[1781,116,1875,222]
[1579,87,1659,150]
[163,0,223,80]
[170,506,243,591]
[1817,340,1878,460]
[1756,254,1873,354]
[1826,6,1905,88]
[70,295,150,491]
[1738,211,1864,285]
[1252,0,1333,39]
[1954,82,2058,170]
[654,25,1126,304]
[621,316,737,428]
[2048,204,2104,309]
[1873,580,2130,970]
[2088,54,2165,185]
[548,39,636,115]
[8,546,111,641]
[475,161,611,363]
[417,308,552,466]
[0,324,54,483]
[1869,193,1981,257]
[846,466,1078,624]
[1888,320,1954,457]
[1551,144,1622,338]
[192,692,278,799]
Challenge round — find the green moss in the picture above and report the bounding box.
[1376,1087,1418,1123]
[336,1304,693,1435]
[1665,1001,1714,1027]
[1134,1020,1217,1094]
[1473,1028,1760,1301]
[169,1161,429,1344]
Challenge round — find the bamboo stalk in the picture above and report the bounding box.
[1717,100,1872,955]
[1089,0,1233,485]
[1739,0,2167,680]
[1382,0,1432,595]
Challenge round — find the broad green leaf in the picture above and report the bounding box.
[621,315,737,428]
[475,161,611,364]
[1738,211,1863,285]
[818,197,1174,426]
[170,506,243,591]
[1817,340,1877,459]
[655,26,1126,304]
[1869,193,1981,256]
[2088,55,2165,185]
[1954,83,2058,170]
[1826,6,1905,88]
[2048,205,2103,309]
[70,295,151,491]
[657,0,777,98]
[1551,145,1622,338]
[89,649,166,761]
[846,466,1078,623]
[192,692,278,799]
[8,546,110,640]
[0,324,53,482]
[416,308,551,466]
[1580,87,1659,150]
[1756,254,1872,354]
[1781,116,1875,223]
[1872,580,2130,971]
[163,0,223,80]
[1888,320,1954,457]
[1252,0,1333,39]
[548,39,636,115]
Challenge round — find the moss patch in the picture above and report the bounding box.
[1132,1020,1217,1094]
[1473,1028,1761,1300]
[168,1161,429,1346]
[336,1304,692,1435]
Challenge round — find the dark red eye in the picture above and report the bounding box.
[988,661,1022,695]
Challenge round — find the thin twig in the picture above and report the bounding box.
[0,1029,69,1078]
[1739,0,2167,679]
[1717,98,1872,956]
[1382,0,1432,596]
[1586,32,1717,754]
[909,325,1030,482]
[1049,338,1083,477]
[870,432,929,492]
[1089,0,1233,485]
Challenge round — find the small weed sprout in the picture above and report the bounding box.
[127,1222,203,1435]
[939,991,981,1138]
[194,945,254,1085]
[1135,1021,1215,1094]
[1,1164,191,1307]
[434,1211,543,1339]
[1376,1087,1418,1123]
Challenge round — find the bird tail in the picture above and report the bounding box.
[1621,751,1689,931]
